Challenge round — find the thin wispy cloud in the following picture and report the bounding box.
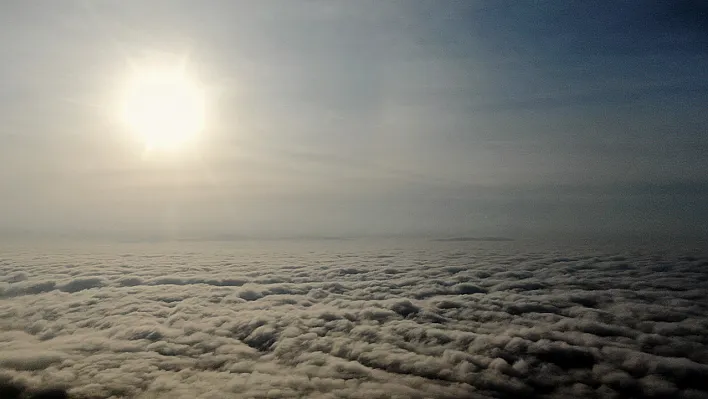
[0,1,705,239]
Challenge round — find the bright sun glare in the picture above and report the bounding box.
[122,62,205,151]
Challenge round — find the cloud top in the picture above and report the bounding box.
[0,241,706,398]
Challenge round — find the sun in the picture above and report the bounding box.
[121,61,205,151]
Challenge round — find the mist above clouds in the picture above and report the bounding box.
[0,240,706,398]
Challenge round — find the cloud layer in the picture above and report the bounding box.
[0,240,706,398]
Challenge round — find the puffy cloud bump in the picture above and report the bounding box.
[0,240,706,398]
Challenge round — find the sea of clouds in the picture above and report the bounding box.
[0,239,706,398]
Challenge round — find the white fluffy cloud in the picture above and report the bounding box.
[0,240,706,398]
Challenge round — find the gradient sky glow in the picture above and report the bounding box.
[1,1,707,239]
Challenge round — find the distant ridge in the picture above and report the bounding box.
[432,236,515,242]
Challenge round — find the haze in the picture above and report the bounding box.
[1,1,706,241]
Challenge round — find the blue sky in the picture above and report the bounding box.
[0,1,706,239]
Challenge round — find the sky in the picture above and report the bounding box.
[0,1,706,240]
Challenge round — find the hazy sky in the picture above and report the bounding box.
[1,1,706,239]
